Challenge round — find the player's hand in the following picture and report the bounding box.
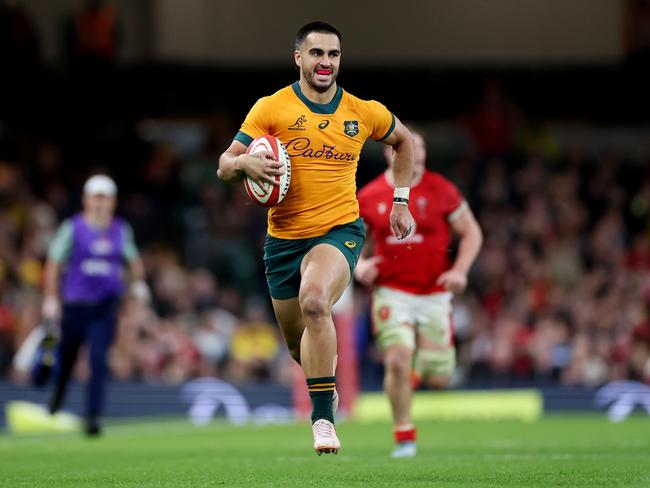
[236,151,284,187]
[130,280,151,306]
[390,204,415,240]
[41,295,61,322]
[354,255,383,287]
[436,268,468,294]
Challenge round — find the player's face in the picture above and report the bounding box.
[83,194,116,222]
[295,32,341,93]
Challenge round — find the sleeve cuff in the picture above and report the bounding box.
[234,131,253,146]
[377,113,396,142]
[448,201,468,222]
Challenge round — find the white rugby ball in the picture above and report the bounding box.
[244,135,291,207]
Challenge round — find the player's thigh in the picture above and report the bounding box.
[371,287,417,352]
[299,217,364,308]
[271,297,304,354]
[299,243,350,307]
[414,292,456,380]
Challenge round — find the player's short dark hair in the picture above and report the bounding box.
[294,21,342,50]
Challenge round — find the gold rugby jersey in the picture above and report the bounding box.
[235,81,395,239]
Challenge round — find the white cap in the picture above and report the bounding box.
[83,175,117,196]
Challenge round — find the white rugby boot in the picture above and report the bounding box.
[312,419,340,455]
[390,442,417,458]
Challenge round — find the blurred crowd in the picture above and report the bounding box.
[0,0,649,391]
[353,82,650,389]
[447,147,650,387]
[0,107,648,390]
[445,83,650,388]
[0,133,292,387]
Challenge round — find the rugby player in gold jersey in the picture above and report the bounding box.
[218,21,415,455]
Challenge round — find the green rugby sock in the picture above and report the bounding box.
[307,376,336,424]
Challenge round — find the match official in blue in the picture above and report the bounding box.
[41,175,150,436]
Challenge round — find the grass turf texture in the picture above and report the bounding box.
[1,415,649,487]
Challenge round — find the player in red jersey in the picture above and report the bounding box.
[356,128,483,458]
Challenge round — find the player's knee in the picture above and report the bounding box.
[385,350,412,379]
[426,375,451,390]
[386,359,410,379]
[299,287,330,322]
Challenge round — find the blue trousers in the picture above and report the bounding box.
[49,298,119,419]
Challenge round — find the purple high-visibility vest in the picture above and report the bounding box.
[61,214,127,303]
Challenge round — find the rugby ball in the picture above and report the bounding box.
[243,135,291,207]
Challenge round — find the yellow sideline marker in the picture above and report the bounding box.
[355,390,542,422]
[5,401,81,434]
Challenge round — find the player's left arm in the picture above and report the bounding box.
[380,117,415,240]
[42,219,74,322]
[437,204,483,294]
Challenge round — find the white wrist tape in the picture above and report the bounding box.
[393,187,410,205]
[393,187,410,200]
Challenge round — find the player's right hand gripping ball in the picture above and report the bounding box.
[244,135,291,207]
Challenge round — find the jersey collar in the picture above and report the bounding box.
[292,81,343,115]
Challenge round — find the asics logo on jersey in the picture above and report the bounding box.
[344,240,357,249]
[285,138,356,162]
[318,120,329,129]
[288,115,307,130]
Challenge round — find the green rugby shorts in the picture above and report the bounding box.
[263,218,365,300]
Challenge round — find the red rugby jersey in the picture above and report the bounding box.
[358,171,464,294]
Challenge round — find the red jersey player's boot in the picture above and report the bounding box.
[391,424,417,458]
[312,419,340,455]
[391,441,416,458]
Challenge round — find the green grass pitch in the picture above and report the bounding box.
[1,415,649,487]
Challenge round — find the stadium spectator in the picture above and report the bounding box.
[623,0,650,64]
[65,0,119,71]
[464,78,521,158]
[0,0,40,76]
[226,297,282,383]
